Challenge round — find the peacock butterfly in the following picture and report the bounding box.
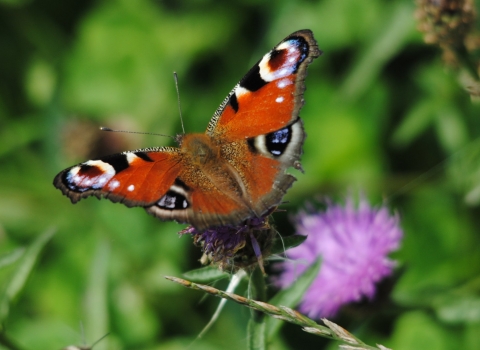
[53,29,321,230]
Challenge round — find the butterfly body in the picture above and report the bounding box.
[54,30,321,230]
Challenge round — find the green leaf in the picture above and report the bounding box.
[0,118,45,158]
[391,100,436,147]
[0,228,55,322]
[436,296,480,324]
[84,238,110,350]
[340,1,415,100]
[435,106,468,153]
[389,311,451,350]
[266,257,321,339]
[270,235,307,256]
[183,266,229,283]
[0,248,25,270]
[247,317,266,350]
[248,267,266,302]
[248,267,267,323]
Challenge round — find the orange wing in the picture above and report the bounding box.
[207,29,321,140]
[202,30,321,221]
[53,148,184,206]
[54,30,321,230]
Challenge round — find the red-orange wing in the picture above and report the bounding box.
[54,30,321,230]
[53,148,184,206]
[206,29,321,140]
[54,147,256,230]
[203,30,321,218]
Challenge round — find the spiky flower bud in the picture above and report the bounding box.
[180,213,277,273]
[416,0,475,49]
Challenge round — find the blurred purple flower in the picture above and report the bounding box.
[276,196,403,318]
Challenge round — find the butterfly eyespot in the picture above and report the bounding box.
[157,191,189,210]
[266,127,291,156]
[64,161,116,192]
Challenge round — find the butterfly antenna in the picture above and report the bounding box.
[99,127,175,140]
[90,332,110,349]
[174,72,186,135]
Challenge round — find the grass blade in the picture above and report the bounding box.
[0,228,55,321]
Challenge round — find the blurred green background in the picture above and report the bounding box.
[1,0,480,349]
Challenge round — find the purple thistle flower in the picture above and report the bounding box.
[180,213,277,272]
[276,196,403,318]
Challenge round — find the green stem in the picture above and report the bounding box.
[453,43,480,81]
[165,276,388,350]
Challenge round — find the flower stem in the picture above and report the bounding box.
[165,276,390,350]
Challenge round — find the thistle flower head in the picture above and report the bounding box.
[180,213,277,272]
[276,196,403,318]
[415,0,476,48]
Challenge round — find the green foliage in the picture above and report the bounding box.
[266,258,321,340]
[1,0,480,349]
[183,266,229,283]
[270,234,307,256]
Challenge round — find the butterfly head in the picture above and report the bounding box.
[174,133,184,146]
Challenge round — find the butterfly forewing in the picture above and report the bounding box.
[207,30,320,139]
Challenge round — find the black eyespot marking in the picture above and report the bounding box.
[266,126,291,156]
[240,65,268,92]
[99,154,129,173]
[229,93,239,113]
[135,152,154,162]
[157,191,189,210]
[247,138,257,154]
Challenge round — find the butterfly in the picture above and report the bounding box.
[54,29,321,230]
